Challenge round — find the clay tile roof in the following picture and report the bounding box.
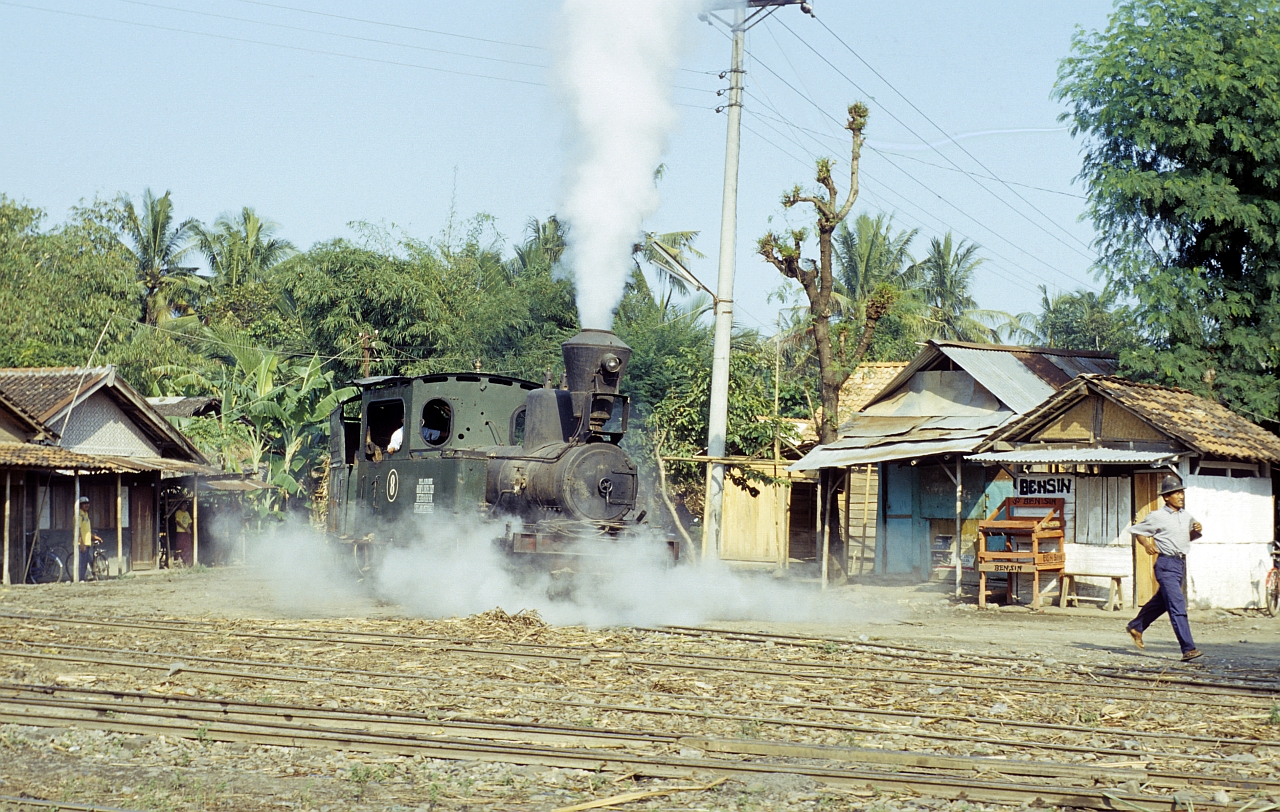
[146,396,221,418]
[1090,376,1280,463]
[839,362,910,421]
[0,442,129,472]
[0,367,110,424]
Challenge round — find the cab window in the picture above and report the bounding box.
[421,398,452,446]
[365,398,404,460]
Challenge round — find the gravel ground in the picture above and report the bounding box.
[0,565,1277,812]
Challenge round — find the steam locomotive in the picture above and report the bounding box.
[326,329,666,571]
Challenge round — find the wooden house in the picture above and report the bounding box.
[970,375,1280,609]
[789,342,1117,585]
[0,366,216,581]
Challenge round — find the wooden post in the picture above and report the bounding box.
[3,471,10,586]
[818,473,828,590]
[954,457,963,598]
[115,473,123,577]
[192,475,200,567]
[842,466,852,577]
[859,464,872,575]
[72,473,81,583]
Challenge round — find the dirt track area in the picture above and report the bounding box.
[0,566,1278,812]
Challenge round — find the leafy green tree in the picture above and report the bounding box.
[0,197,138,366]
[192,207,296,287]
[1056,0,1280,419]
[117,189,202,325]
[833,212,925,362]
[917,234,1011,342]
[1010,285,1137,353]
[156,325,355,512]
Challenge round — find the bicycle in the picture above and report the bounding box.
[1266,539,1280,617]
[25,545,65,584]
[84,536,110,582]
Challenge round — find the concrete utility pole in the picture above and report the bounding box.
[701,0,813,561]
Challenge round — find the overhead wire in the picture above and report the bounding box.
[0,1,546,86]
[740,111,1042,297]
[737,72,1085,294]
[777,16,1097,258]
[729,26,1100,293]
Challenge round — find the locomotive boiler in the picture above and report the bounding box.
[326,329,666,571]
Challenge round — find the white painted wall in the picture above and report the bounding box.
[1183,474,1273,609]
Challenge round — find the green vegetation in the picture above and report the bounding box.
[1057,0,1280,421]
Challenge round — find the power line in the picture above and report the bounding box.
[232,0,547,51]
[114,0,551,69]
[769,19,1095,264]
[1,1,545,85]
[741,114,1043,297]
[731,29,1100,292]
[794,15,1097,256]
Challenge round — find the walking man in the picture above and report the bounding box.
[1126,475,1203,661]
[76,496,100,582]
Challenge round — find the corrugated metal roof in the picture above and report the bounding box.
[936,345,1057,415]
[147,396,220,418]
[968,448,1181,465]
[790,437,984,471]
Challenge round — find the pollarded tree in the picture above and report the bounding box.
[758,103,896,445]
[1056,0,1280,419]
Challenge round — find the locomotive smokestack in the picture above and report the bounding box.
[562,329,631,394]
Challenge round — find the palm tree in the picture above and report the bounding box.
[917,234,1012,343]
[118,189,200,324]
[834,212,920,304]
[1008,285,1127,351]
[191,207,296,288]
[635,229,706,314]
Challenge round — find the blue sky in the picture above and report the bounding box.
[0,1,1116,337]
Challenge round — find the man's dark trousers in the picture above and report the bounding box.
[1128,555,1195,653]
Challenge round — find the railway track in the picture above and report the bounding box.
[0,683,1252,812]
[4,611,1274,709]
[2,610,1274,811]
[3,635,1278,764]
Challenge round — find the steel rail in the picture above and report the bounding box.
[8,611,1273,701]
[0,796,145,812]
[5,683,1274,794]
[0,644,1256,770]
[6,633,1275,753]
[654,625,1280,693]
[5,618,1269,711]
[0,692,1242,811]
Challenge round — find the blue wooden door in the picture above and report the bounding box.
[882,463,918,574]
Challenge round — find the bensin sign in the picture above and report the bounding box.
[1016,476,1073,496]
[1013,474,1076,541]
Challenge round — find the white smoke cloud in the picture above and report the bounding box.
[242,512,901,629]
[555,0,702,329]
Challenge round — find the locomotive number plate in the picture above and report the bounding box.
[414,477,435,514]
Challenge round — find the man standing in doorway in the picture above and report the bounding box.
[1126,475,1203,661]
[76,496,100,582]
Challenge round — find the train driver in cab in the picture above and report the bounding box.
[388,415,404,454]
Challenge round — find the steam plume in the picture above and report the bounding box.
[555,0,700,329]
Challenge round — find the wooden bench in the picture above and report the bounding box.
[1059,572,1124,611]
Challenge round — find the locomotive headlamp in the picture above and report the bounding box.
[601,353,622,373]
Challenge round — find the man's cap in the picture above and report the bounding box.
[1159,474,1185,496]
[78,496,90,503]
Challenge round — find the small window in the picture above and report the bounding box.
[365,398,405,460]
[510,406,526,445]
[421,398,452,446]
